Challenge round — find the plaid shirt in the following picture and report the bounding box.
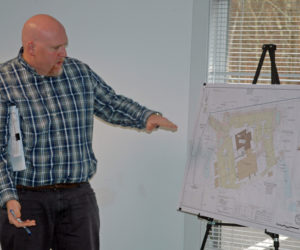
[0,48,154,207]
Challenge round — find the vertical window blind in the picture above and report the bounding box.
[205,0,300,249]
[208,0,300,85]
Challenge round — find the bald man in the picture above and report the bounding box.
[0,14,177,250]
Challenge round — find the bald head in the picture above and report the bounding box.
[21,14,68,76]
[22,14,66,47]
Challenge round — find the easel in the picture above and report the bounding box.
[255,44,280,249]
[198,44,281,250]
[265,230,280,250]
[198,215,245,250]
[252,44,280,85]
[198,215,280,250]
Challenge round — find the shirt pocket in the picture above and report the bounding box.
[16,99,51,136]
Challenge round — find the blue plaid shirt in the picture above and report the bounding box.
[0,48,154,207]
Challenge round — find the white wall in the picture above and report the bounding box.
[0,0,193,249]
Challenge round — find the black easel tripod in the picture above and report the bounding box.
[198,215,244,250]
[252,44,280,85]
[198,44,281,250]
[253,44,280,249]
[199,216,279,250]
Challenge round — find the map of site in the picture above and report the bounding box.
[179,84,300,239]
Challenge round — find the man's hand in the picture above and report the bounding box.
[6,199,36,228]
[146,113,178,132]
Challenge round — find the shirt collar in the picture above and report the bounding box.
[18,47,40,76]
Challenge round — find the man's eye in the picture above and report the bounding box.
[53,45,67,50]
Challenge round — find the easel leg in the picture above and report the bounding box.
[200,218,214,250]
[265,230,280,250]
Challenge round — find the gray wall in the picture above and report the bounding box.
[0,0,197,249]
[184,0,211,249]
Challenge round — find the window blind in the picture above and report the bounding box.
[205,225,300,249]
[208,0,300,85]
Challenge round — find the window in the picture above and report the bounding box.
[205,0,300,249]
[208,0,300,85]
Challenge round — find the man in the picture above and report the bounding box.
[0,14,177,250]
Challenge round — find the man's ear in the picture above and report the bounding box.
[27,41,35,56]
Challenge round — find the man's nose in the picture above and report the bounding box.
[59,46,67,57]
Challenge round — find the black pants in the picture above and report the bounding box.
[0,182,100,250]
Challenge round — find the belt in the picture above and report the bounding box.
[16,182,87,191]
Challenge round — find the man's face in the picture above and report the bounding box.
[34,28,68,77]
